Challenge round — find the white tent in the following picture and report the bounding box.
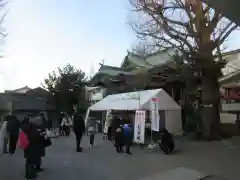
[87,89,182,135]
[90,89,180,111]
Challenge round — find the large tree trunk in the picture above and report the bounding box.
[201,67,221,140]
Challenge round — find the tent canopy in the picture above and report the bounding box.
[90,89,181,111]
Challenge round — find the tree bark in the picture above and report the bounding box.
[201,68,221,140]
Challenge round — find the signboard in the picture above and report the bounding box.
[104,110,112,134]
[134,110,146,144]
[223,88,240,100]
[150,97,160,131]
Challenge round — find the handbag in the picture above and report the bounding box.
[18,131,29,149]
[44,137,52,147]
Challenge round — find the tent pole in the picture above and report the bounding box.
[137,89,141,109]
[151,127,153,144]
[102,112,104,138]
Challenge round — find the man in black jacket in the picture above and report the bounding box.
[73,113,85,152]
[6,115,20,154]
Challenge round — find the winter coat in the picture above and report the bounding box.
[36,128,46,157]
[61,117,71,126]
[160,129,174,149]
[122,124,133,144]
[6,115,20,135]
[114,127,124,145]
[0,121,8,154]
[23,124,45,159]
[73,114,85,134]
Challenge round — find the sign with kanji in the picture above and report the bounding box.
[150,97,160,131]
[134,110,146,144]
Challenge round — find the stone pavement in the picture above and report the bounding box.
[0,134,239,180]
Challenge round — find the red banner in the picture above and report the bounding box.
[223,88,240,100]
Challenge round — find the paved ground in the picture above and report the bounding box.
[0,134,240,180]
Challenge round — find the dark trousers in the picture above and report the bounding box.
[107,127,112,141]
[89,134,94,145]
[9,133,18,154]
[115,144,123,153]
[124,137,132,154]
[60,126,66,136]
[35,157,42,169]
[3,137,8,153]
[25,157,36,178]
[125,144,131,154]
[159,142,174,154]
[65,126,70,136]
[74,131,83,151]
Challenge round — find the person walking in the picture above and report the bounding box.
[112,118,123,153]
[60,116,67,136]
[122,123,133,155]
[6,115,20,155]
[73,112,85,152]
[0,117,9,155]
[21,118,38,180]
[114,126,124,153]
[30,115,46,172]
[87,123,96,148]
[60,114,71,136]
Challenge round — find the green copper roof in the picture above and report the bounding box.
[88,49,178,86]
[98,64,135,76]
[121,48,176,69]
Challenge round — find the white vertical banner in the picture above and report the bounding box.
[134,110,146,144]
[150,97,160,131]
[104,109,111,134]
[84,108,91,126]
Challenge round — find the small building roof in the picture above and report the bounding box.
[10,94,52,111]
[0,86,55,111]
[5,86,32,94]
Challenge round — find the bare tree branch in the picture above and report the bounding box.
[129,0,237,60]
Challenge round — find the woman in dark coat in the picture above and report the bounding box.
[6,115,20,154]
[21,121,39,179]
[113,118,124,153]
[29,116,46,172]
[35,127,46,171]
[34,117,46,172]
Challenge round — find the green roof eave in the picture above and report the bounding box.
[121,48,177,70]
[98,64,135,76]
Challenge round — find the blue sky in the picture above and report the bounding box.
[0,0,239,91]
[0,0,134,91]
